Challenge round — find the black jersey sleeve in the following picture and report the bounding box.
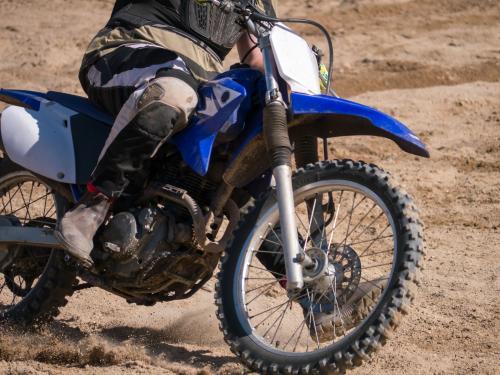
[111,0,131,15]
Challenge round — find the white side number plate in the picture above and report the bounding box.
[270,24,321,95]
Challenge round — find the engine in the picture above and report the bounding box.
[82,151,227,305]
[153,152,220,208]
[90,205,217,305]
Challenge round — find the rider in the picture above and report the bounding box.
[56,0,373,341]
[56,0,277,267]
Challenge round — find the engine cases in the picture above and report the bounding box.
[92,206,217,304]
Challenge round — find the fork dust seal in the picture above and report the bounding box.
[263,101,292,168]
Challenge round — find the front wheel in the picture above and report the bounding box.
[216,160,424,374]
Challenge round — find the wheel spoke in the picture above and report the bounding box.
[7,192,52,217]
[249,299,290,320]
[17,183,32,223]
[306,289,321,350]
[358,225,392,257]
[245,282,278,306]
[255,249,283,255]
[260,237,281,247]
[239,177,403,355]
[327,191,344,250]
[302,195,318,252]
[268,224,284,247]
[25,181,35,222]
[361,262,393,270]
[359,248,394,258]
[337,192,358,256]
[0,175,58,314]
[44,203,56,219]
[246,279,280,294]
[253,300,290,328]
[333,195,367,231]
[347,233,392,247]
[249,291,308,321]
[340,202,378,245]
[5,187,18,214]
[329,274,346,331]
[318,195,332,248]
[265,300,291,344]
[249,265,285,277]
[42,186,48,216]
[347,211,385,246]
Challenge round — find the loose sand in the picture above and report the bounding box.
[0,0,499,374]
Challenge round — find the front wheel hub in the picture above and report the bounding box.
[302,248,332,289]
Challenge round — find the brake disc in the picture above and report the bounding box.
[328,244,362,305]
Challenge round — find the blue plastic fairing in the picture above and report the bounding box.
[0,89,113,125]
[0,89,46,111]
[46,92,113,125]
[290,92,429,157]
[171,74,254,176]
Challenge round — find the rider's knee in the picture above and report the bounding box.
[134,76,199,139]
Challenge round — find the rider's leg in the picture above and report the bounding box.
[91,74,198,197]
[56,45,199,267]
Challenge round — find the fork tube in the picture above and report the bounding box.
[261,35,279,97]
[260,34,305,293]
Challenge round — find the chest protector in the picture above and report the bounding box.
[110,1,276,57]
[182,0,245,49]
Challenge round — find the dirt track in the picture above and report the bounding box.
[0,0,499,374]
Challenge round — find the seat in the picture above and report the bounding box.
[46,91,113,125]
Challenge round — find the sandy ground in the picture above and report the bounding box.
[0,0,499,374]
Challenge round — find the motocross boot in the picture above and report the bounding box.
[55,191,111,268]
[305,280,385,343]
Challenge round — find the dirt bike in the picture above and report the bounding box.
[0,1,427,373]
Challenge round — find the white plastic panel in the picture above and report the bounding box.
[270,24,321,95]
[1,101,77,183]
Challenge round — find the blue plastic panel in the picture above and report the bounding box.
[0,89,46,110]
[0,89,114,125]
[291,92,429,157]
[171,77,249,176]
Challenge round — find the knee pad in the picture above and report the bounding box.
[132,101,180,140]
[135,76,198,138]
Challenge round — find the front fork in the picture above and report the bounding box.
[260,35,311,293]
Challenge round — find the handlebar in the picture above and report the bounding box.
[198,0,335,94]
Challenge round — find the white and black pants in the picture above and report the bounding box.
[80,43,200,197]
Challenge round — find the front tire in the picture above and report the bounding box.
[216,160,424,374]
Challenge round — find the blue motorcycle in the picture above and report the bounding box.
[0,1,427,373]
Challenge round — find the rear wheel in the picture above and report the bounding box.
[216,160,424,374]
[0,158,76,325]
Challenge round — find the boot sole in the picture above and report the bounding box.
[54,230,94,269]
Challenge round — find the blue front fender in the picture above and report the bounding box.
[290,92,429,158]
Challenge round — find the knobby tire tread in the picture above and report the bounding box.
[215,160,424,374]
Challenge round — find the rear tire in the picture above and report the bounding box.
[0,157,76,325]
[216,160,424,374]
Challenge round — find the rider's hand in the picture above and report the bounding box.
[237,33,265,73]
